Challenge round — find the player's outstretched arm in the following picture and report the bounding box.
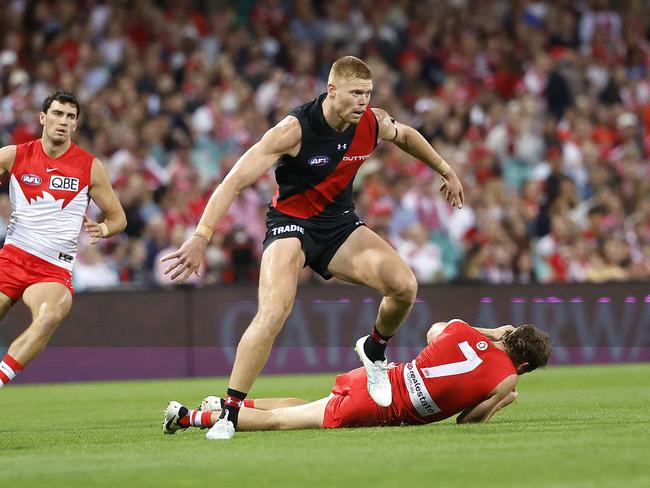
[456,375,518,423]
[161,117,302,282]
[426,321,515,344]
[87,158,127,244]
[473,325,516,341]
[0,145,16,176]
[372,107,464,209]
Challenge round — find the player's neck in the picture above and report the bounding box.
[493,341,507,353]
[41,137,72,159]
[321,98,350,133]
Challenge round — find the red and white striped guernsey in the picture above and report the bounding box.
[389,319,517,424]
[5,139,94,270]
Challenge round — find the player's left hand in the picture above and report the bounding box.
[84,215,106,245]
[439,170,464,209]
[494,324,516,339]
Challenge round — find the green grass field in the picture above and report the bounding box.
[1,363,649,488]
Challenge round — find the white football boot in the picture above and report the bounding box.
[206,410,236,440]
[163,401,188,435]
[199,396,222,412]
[355,335,392,407]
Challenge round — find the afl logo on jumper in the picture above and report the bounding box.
[21,174,42,185]
[308,155,330,167]
[49,176,79,192]
[476,341,488,351]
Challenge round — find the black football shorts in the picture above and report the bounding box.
[262,207,366,279]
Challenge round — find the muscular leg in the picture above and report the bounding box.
[0,292,11,322]
[247,397,311,410]
[228,238,305,393]
[206,396,311,412]
[211,397,330,431]
[327,226,417,337]
[7,282,72,366]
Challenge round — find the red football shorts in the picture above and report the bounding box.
[322,367,402,428]
[0,244,75,303]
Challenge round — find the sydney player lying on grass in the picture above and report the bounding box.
[164,320,551,438]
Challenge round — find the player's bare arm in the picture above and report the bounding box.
[161,116,302,282]
[86,158,127,244]
[456,374,519,423]
[0,145,17,175]
[371,107,464,208]
[473,325,516,341]
[426,321,515,344]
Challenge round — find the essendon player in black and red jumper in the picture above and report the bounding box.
[264,92,379,278]
[163,56,465,440]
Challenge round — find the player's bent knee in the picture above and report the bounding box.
[43,312,65,327]
[35,311,66,331]
[387,269,418,304]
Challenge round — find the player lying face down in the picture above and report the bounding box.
[163,320,551,436]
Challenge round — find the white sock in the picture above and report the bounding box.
[0,360,19,387]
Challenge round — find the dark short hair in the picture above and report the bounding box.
[504,324,552,372]
[42,90,80,118]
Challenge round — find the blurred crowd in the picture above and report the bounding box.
[1,0,649,290]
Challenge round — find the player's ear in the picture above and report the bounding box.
[39,112,46,126]
[327,82,336,99]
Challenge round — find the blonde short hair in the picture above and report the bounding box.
[328,56,372,84]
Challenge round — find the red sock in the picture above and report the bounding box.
[0,354,24,387]
[178,409,214,428]
[370,326,392,345]
[364,327,393,362]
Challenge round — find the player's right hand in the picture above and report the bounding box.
[160,235,209,282]
[439,170,464,209]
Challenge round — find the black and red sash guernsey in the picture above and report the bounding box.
[272,93,379,220]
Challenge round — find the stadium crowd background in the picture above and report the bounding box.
[0,0,649,290]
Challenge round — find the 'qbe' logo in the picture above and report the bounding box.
[21,174,42,185]
[49,176,79,192]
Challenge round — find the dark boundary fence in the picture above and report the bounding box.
[2,283,648,383]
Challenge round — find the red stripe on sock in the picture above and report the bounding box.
[0,370,10,384]
[201,411,213,427]
[371,327,392,345]
[243,399,255,408]
[224,396,243,408]
[3,354,23,372]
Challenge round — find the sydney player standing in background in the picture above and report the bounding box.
[0,90,126,388]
